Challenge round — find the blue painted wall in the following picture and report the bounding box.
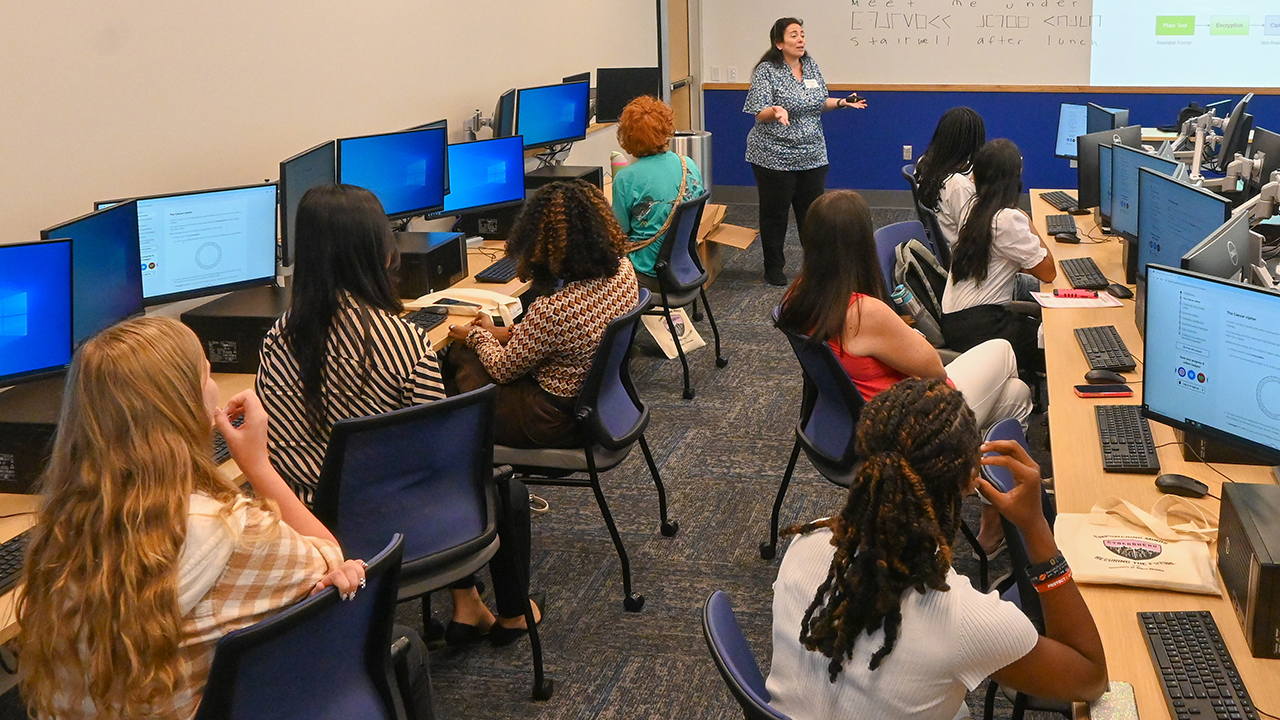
[705,89,1280,192]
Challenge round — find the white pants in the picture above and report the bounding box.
[944,339,1033,433]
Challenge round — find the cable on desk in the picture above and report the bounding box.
[1153,440,1237,486]
[0,510,35,520]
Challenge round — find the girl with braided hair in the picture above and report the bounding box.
[765,379,1108,719]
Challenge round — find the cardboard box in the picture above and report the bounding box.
[695,203,757,287]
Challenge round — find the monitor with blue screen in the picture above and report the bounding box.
[280,140,336,268]
[337,127,447,219]
[40,201,144,344]
[1142,265,1280,464]
[1098,144,1113,225]
[1136,168,1228,279]
[1110,144,1179,240]
[515,81,590,149]
[1055,103,1088,159]
[433,136,526,216]
[0,239,73,388]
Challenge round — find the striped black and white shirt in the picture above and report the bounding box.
[256,295,446,505]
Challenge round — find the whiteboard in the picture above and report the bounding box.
[702,0,1096,86]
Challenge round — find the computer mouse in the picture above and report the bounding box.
[1085,369,1126,384]
[1107,282,1134,299]
[1154,474,1209,499]
[1054,232,1081,244]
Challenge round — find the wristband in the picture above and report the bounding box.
[1025,553,1069,585]
[1032,567,1073,593]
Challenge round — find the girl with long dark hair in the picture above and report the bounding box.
[915,107,986,248]
[765,379,1108,719]
[940,139,1056,374]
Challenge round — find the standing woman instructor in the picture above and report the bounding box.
[745,17,866,286]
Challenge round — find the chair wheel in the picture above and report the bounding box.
[682,388,695,400]
[692,311,704,321]
[532,678,555,701]
[759,542,776,560]
[661,519,680,537]
[624,593,646,612]
[715,357,729,368]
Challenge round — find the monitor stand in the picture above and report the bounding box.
[525,165,603,191]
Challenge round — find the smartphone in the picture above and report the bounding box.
[1054,288,1098,298]
[1074,384,1133,398]
[435,298,481,309]
[847,94,865,104]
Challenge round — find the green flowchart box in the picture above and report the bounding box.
[1210,16,1250,35]
[1156,16,1194,35]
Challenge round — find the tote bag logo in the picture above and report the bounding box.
[1104,538,1163,561]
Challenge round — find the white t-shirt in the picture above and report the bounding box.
[942,208,1047,314]
[765,529,1039,720]
[936,172,976,249]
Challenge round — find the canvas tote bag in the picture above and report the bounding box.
[1054,495,1220,595]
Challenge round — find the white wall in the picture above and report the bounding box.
[0,0,657,242]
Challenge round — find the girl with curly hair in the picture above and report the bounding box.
[611,95,704,284]
[449,179,639,448]
[766,379,1107,719]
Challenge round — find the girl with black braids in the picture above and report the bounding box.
[765,379,1108,719]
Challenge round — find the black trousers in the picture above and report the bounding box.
[750,163,829,271]
[940,304,1045,377]
[442,466,533,619]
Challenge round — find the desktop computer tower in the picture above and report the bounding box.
[181,285,291,374]
[456,205,522,241]
[1218,483,1280,659]
[0,377,65,494]
[525,165,603,191]
[394,232,468,299]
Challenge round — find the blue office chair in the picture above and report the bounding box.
[760,307,866,560]
[902,163,920,206]
[912,198,952,269]
[641,191,728,400]
[311,386,552,700]
[978,418,1068,720]
[495,289,677,612]
[194,535,409,720]
[702,591,792,720]
[874,220,929,293]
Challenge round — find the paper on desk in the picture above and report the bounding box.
[1030,291,1124,309]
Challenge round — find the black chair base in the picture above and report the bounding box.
[646,284,728,401]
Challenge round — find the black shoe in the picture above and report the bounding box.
[424,618,447,650]
[444,620,490,647]
[764,267,788,286]
[488,593,546,647]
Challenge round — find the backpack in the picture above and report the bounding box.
[893,239,949,348]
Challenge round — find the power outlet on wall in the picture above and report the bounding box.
[709,66,720,81]
[728,66,738,81]
[902,145,913,161]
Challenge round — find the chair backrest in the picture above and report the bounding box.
[312,386,498,572]
[772,306,865,471]
[702,591,792,720]
[874,220,928,293]
[981,418,1056,632]
[901,163,919,206]
[195,535,406,720]
[655,192,712,292]
[912,200,952,269]
[576,289,651,451]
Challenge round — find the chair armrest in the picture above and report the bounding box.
[492,465,514,483]
[390,636,419,720]
[938,348,962,365]
[1001,300,1042,320]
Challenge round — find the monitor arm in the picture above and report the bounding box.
[463,110,495,141]
[1239,171,1280,224]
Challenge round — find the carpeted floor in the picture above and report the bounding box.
[0,202,1057,719]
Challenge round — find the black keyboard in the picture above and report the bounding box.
[403,308,448,333]
[0,530,30,596]
[1074,325,1136,372]
[1141,611,1259,720]
[474,256,518,283]
[1040,191,1078,212]
[212,415,244,465]
[1061,257,1110,290]
[1095,405,1160,473]
[1046,214,1078,235]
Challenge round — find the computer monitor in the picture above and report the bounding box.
[595,67,664,124]
[336,126,447,219]
[1077,125,1141,209]
[1249,127,1280,191]
[1182,212,1259,283]
[0,239,73,388]
[493,89,517,138]
[1216,94,1254,169]
[1137,168,1229,280]
[1206,99,1234,117]
[1086,103,1130,134]
[402,120,449,194]
[431,136,526,217]
[562,71,591,85]
[514,81,590,149]
[39,201,144,343]
[279,140,336,268]
[1142,265,1280,464]
[1110,143,1179,240]
[124,184,279,305]
[1098,144,1114,226]
[1054,103,1088,160]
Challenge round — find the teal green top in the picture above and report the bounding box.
[611,152,704,277]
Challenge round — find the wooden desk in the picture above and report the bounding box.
[419,240,532,351]
[1030,190,1280,719]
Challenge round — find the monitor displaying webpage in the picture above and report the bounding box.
[1144,266,1280,457]
[1111,144,1179,239]
[1136,169,1228,277]
[137,185,277,301]
[1056,104,1088,159]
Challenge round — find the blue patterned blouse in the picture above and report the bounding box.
[743,55,829,172]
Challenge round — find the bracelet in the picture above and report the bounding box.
[1025,553,1070,585]
[1032,567,1073,593]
